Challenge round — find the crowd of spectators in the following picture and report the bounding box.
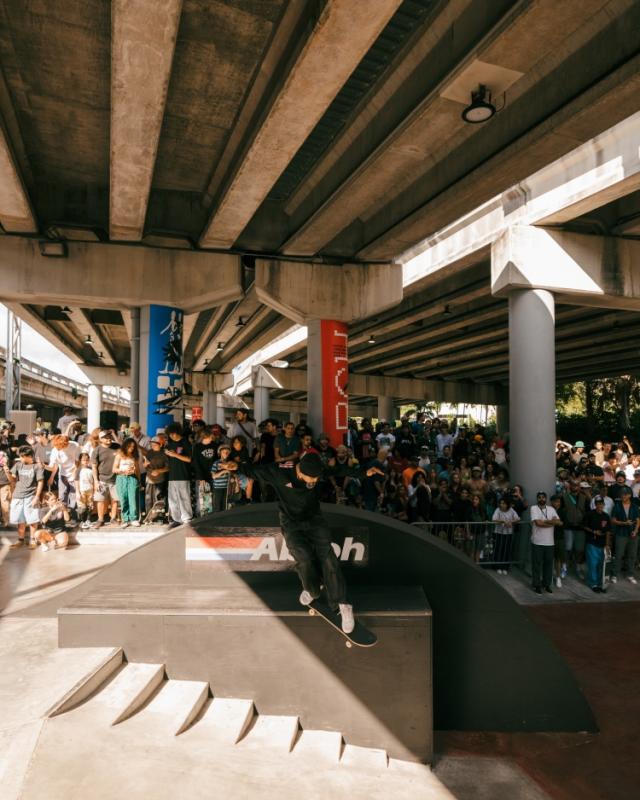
[1,405,637,596]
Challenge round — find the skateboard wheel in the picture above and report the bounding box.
[308,608,316,616]
[345,641,352,648]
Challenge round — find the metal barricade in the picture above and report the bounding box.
[411,520,526,567]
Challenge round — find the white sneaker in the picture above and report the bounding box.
[628,576,637,584]
[121,522,129,529]
[611,576,618,584]
[338,603,355,634]
[555,577,562,588]
[131,520,141,527]
[299,590,314,606]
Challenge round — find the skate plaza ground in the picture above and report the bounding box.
[2,506,637,800]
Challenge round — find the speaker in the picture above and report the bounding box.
[99,410,118,432]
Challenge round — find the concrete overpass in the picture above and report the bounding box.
[0,0,639,490]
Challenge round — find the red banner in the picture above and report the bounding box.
[320,320,349,448]
[191,406,203,421]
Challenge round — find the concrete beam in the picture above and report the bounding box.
[4,302,81,364]
[199,0,402,249]
[227,366,506,405]
[492,226,640,309]
[401,109,640,293]
[110,0,183,240]
[255,259,402,324]
[0,238,242,313]
[80,366,131,388]
[0,127,36,233]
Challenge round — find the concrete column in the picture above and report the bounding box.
[87,384,103,432]
[202,390,217,425]
[130,306,140,422]
[496,404,509,436]
[377,396,394,423]
[254,386,270,424]
[215,396,226,428]
[509,289,556,499]
[290,411,301,425]
[307,319,349,446]
[139,305,184,435]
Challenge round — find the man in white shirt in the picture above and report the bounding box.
[227,409,258,457]
[436,423,454,456]
[530,491,562,595]
[56,407,79,434]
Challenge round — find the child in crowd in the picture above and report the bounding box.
[143,437,169,521]
[5,446,45,548]
[113,438,140,527]
[491,496,520,575]
[75,451,95,528]
[211,444,232,512]
[36,490,71,550]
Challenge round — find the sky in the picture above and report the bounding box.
[0,304,89,384]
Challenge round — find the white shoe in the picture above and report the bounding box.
[299,590,314,606]
[131,520,141,527]
[121,522,129,529]
[611,576,617,584]
[628,576,637,585]
[555,577,562,588]
[338,603,355,634]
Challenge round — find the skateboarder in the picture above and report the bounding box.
[221,452,383,633]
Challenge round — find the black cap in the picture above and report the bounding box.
[298,453,323,478]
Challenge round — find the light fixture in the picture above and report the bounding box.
[235,316,246,327]
[203,359,210,367]
[216,342,225,352]
[461,85,496,124]
[443,304,453,316]
[270,359,289,369]
[367,334,376,344]
[62,306,71,313]
[118,368,127,376]
[84,334,93,345]
[38,240,68,258]
[97,351,104,359]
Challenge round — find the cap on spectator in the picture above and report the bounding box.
[130,422,141,430]
[150,437,162,444]
[211,424,223,433]
[594,495,604,504]
[574,440,585,447]
[616,470,626,477]
[98,430,112,439]
[33,427,48,435]
[420,445,429,450]
[298,453,323,477]
[471,466,482,473]
[579,481,590,488]
[218,444,231,452]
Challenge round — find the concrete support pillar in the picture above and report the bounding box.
[215,395,226,428]
[139,305,184,435]
[87,384,103,432]
[290,411,301,425]
[496,404,509,436]
[307,319,348,447]
[202,390,217,426]
[377,396,394,423]
[509,289,556,499]
[254,386,270,425]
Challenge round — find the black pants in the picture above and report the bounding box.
[279,512,347,608]
[212,487,227,512]
[531,544,554,589]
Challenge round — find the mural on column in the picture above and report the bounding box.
[146,305,184,435]
[320,320,349,448]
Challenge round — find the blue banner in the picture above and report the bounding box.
[146,305,184,435]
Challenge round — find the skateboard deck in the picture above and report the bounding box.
[601,547,612,588]
[307,600,377,648]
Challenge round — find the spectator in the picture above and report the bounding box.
[91,430,120,528]
[409,470,431,522]
[56,406,78,434]
[48,434,81,510]
[227,409,258,458]
[5,446,44,549]
[583,495,611,593]
[610,487,639,585]
[436,422,454,456]
[375,423,395,451]
[193,426,217,516]
[143,437,169,518]
[75,451,95,528]
[492,496,520,575]
[530,491,561,594]
[550,494,565,588]
[33,428,53,467]
[165,422,193,528]
[37,489,71,550]
[230,435,254,503]
[330,444,360,505]
[81,427,101,459]
[211,444,233,511]
[560,480,587,580]
[0,447,12,529]
[275,422,301,469]
[113,438,141,527]
[257,419,278,464]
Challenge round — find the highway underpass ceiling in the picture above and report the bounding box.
[2,1,640,378]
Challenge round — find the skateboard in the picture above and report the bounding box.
[307,600,377,649]
[601,546,612,588]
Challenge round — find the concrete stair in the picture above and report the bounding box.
[45,657,412,770]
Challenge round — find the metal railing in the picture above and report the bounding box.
[411,520,526,567]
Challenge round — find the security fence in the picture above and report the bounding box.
[411,520,527,567]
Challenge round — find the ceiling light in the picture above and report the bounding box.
[38,240,68,258]
[368,334,376,344]
[216,342,224,352]
[461,85,496,124]
[270,360,289,369]
[443,305,453,316]
[236,316,246,327]
[97,351,104,359]
[62,306,71,313]
[203,359,210,367]
[84,335,93,345]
